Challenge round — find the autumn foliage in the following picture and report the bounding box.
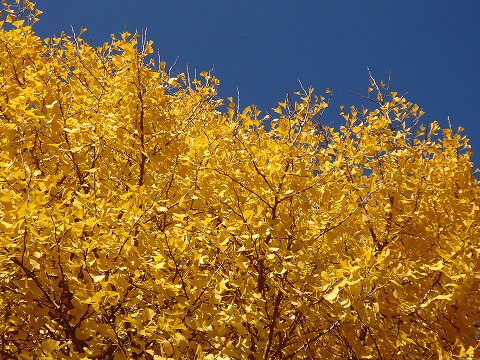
[0,2,479,359]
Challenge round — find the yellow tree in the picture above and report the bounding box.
[0,1,479,359]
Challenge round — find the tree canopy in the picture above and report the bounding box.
[0,1,479,359]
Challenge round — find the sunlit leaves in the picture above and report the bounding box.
[0,4,479,359]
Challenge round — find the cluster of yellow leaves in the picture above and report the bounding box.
[0,4,479,359]
[0,0,42,26]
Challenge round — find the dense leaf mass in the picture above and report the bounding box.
[0,2,479,359]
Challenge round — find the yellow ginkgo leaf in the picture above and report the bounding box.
[324,286,340,303]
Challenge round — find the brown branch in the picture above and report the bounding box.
[284,320,341,359]
[262,290,284,360]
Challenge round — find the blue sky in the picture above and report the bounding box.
[34,1,480,168]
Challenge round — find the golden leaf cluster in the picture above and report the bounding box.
[0,3,479,359]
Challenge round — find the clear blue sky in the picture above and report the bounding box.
[34,1,480,168]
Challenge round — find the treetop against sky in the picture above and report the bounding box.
[0,1,479,359]
[33,0,480,168]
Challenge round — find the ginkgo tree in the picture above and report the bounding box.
[0,1,479,359]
